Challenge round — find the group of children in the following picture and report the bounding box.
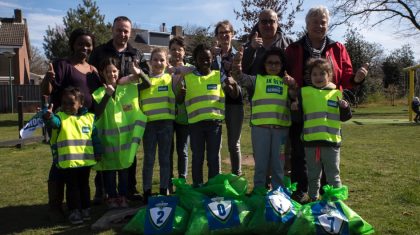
[44,37,352,225]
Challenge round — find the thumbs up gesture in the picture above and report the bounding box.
[337,96,348,108]
[103,83,115,96]
[43,103,54,120]
[354,63,369,83]
[46,63,55,81]
[251,32,263,49]
[283,70,296,88]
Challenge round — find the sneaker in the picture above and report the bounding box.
[68,210,83,225]
[107,198,119,210]
[81,208,91,221]
[118,196,129,208]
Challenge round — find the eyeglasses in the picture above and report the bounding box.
[218,30,231,35]
[259,19,276,25]
[265,61,282,66]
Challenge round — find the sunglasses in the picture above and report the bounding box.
[259,19,276,25]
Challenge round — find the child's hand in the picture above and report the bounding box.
[104,84,115,96]
[130,61,143,76]
[46,63,55,81]
[233,46,243,67]
[284,71,296,88]
[337,96,348,108]
[290,100,299,111]
[43,103,54,120]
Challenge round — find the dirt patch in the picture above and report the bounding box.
[222,154,255,166]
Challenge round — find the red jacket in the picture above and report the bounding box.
[285,37,357,90]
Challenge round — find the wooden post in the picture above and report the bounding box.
[17,96,23,148]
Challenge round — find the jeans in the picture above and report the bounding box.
[225,104,244,175]
[251,126,288,189]
[170,122,189,179]
[103,169,128,198]
[142,120,173,192]
[61,166,91,210]
[189,120,222,186]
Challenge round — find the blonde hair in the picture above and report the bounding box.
[305,6,330,25]
[150,47,168,60]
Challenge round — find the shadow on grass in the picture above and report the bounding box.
[0,203,124,234]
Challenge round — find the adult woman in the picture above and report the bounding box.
[211,20,244,176]
[285,6,368,203]
[41,28,103,222]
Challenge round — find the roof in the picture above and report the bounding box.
[0,19,26,47]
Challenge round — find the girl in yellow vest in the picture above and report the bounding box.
[232,47,296,190]
[139,48,181,201]
[290,58,352,201]
[43,86,102,225]
[93,57,150,209]
[179,44,239,187]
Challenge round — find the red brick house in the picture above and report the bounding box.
[0,9,31,85]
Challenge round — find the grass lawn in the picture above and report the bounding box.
[0,103,419,234]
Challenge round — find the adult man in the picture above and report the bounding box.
[89,16,149,202]
[242,9,293,76]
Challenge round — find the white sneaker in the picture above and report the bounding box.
[68,209,83,225]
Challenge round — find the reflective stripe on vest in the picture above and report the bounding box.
[250,74,291,126]
[53,112,96,168]
[301,86,342,143]
[92,84,147,170]
[184,71,225,124]
[140,73,175,121]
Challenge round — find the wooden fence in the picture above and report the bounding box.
[0,85,41,113]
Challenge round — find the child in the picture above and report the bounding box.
[43,86,102,225]
[291,58,352,201]
[232,47,295,190]
[140,48,177,200]
[412,96,420,123]
[179,44,239,187]
[93,57,150,209]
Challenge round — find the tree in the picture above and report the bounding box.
[182,24,213,65]
[382,44,415,97]
[29,46,48,75]
[343,27,384,103]
[233,0,304,36]
[329,0,420,37]
[43,0,111,60]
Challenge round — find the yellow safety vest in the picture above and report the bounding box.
[251,74,291,126]
[140,73,175,121]
[92,84,147,170]
[50,112,96,168]
[301,86,342,143]
[184,70,225,124]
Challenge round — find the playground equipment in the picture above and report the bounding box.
[404,64,420,122]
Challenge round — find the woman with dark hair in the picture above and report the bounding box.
[285,6,369,203]
[41,28,103,223]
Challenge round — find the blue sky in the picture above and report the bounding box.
[0,0,418,60]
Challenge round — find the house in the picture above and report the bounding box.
[0,9,31,85]
[129,23,184,60]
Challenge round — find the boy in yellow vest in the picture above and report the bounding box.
[179,44,239,187]
[43,86,102,224]
[291,58,352,201]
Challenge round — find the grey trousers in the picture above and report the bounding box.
[225,104,244,175]
[305,146,342,199]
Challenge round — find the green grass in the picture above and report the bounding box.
[0,103,419,234]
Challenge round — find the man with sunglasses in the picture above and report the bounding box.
[242,9,293,76]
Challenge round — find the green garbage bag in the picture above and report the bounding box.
[246,179,301,234]
[185,196,253,235]
[173,178,207,213]
[288,185,375,235]
[194,174,248,199]
[123,195,189,235]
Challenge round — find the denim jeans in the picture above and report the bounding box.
[103,169,128,198]
[61,166,91,210]
[189,120,222,186]
[170,122,189,179]
[225,104,244,175]
[251,126,288,189]
[142,120,173,192]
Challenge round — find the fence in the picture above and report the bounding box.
[0,85,41,113]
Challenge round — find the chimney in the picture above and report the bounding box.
[171,26,183,37]
[14,9,23,23]
[160,23,166,32]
